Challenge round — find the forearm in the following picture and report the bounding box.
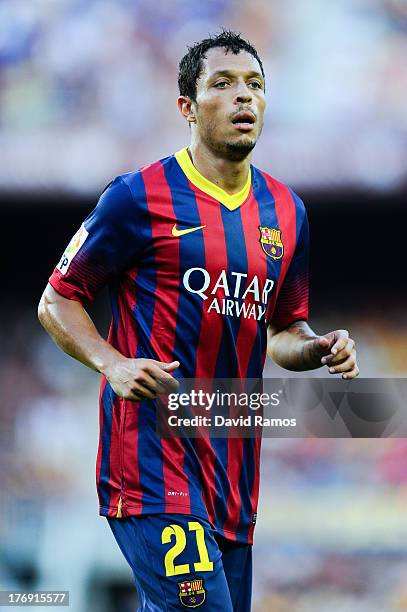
[38,284,123,375]
[267,320,321,371]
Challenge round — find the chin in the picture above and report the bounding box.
[224,137,257,161]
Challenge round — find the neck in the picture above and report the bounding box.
[188,140,251,195]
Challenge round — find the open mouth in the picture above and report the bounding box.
[231,111,256,131]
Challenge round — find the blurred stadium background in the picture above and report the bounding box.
[1,0,407,610]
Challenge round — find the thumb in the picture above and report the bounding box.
[312,334,334,356]
[157,360,180,372]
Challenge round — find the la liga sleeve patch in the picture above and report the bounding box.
[57,223,89,275]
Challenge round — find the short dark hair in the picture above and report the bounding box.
[178,29,265,101]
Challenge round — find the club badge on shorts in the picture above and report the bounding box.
[258,226,284,260]
[178,578,206,608]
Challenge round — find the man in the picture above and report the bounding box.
[38,30,358,611]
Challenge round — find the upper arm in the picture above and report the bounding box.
[267,322,284,340]
[268,319,310,339]
[37,282,86,332]
[270,198,310,329]
[40,282,73,305]
[47,176,147,304]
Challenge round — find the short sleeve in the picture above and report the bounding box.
[49,176,146,303]
[270,210,309,328]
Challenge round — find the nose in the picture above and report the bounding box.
[235,80,252,104]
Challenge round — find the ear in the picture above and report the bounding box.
[177,96,196,124]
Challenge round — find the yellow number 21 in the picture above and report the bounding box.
[161,521,214,577]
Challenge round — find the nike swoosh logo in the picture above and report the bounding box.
[171,223,206,237]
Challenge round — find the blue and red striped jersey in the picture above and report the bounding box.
[49,148,309,544]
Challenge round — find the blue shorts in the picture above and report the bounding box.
[107,514,252,611]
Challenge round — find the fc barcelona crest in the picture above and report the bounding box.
[259,226,284,260]
[178,578,206,608]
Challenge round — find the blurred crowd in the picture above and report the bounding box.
[0,0,406,192]
[1,308,407,611]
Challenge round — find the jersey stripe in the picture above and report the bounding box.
[97,381,115,513]
[237,169,285,540]
[222,191,265,539]
[142,159,191,512]
[126,167,165,512]
[246,433,261,543]
[118,272,142,512]
[244,226,269,552]
[234,190,265,377]
[107,394,123,516]
[191,185,229,526]
[96,375,109,510]
[163,158,209,517]
[289,188,306,243]
[211,203,249,537]
[260,173,297,320]
[108,278,140,515]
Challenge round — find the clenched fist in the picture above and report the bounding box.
[104,357,180,401]
[308,329,359,379]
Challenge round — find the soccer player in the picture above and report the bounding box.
[38,31,358,611]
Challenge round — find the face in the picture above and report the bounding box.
[187,47,266,160]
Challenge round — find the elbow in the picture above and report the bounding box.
[266,325,282,360]
[267,340,286,368]
[37,291,49,329]
[38,284,57,330]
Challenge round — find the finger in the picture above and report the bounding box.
[323,340,355,366]
[123,389,145,402]
[317,336,332,351]
[145,364,179,391]
[322,353,343,366]
[311,335,334,361]
[330,330,349,356]
[145,363,175,382]
[151,360,180,371]
[161,361,180,372]
[133,393,145,401]
[134,370,160,393]
[328,356,356,374]
[132,381,158,400]
[160,375,180,393]
[342,366,359,379]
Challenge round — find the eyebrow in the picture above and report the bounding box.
[209,69,264,81]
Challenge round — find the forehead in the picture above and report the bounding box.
[199,47,263,81]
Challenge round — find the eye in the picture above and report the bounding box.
[248,81,263,90]
[214,80,229,89]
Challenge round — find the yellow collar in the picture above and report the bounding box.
[175,147,252,211]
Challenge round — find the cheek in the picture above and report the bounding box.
[197,101,225,131]
[255,105,265,130]
[259,99,266,120]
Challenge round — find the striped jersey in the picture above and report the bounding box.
[49,147,309,544]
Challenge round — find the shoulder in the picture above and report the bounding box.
[93,175,136,222]
[253,165,307,218]
[94,153,175,220]
[117,152,176,198]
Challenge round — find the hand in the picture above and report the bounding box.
[104,357,180,401]
[308,329,359,379]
